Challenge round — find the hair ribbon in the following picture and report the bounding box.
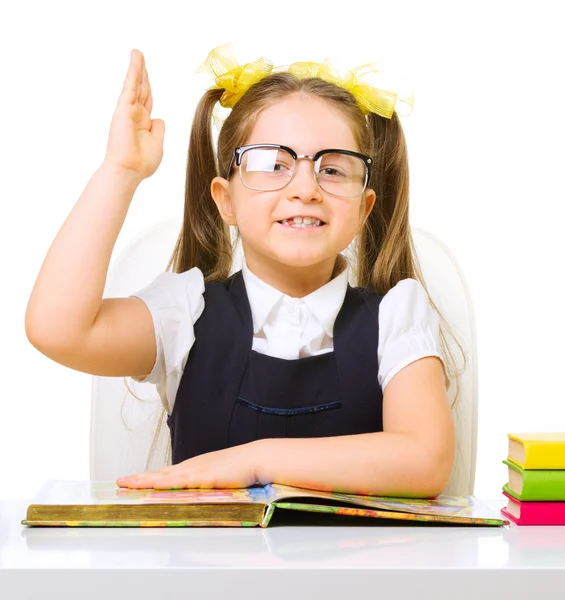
[197,43,414,119]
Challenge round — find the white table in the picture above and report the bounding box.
[1,499,565,599]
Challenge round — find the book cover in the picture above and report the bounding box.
[501,491,565,526]
[507,432,565,469]
[21,480,508,528]
[503,459,565,501]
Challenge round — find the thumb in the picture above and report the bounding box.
[150,118,165,147]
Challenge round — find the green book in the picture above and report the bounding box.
[503,459,565,501]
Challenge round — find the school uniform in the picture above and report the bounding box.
[130,257,444,463]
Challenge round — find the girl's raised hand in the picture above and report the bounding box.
[104,49,165,181]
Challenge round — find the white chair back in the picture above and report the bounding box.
[90,217,477,495]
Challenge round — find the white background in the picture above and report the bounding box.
[1,0,564,500]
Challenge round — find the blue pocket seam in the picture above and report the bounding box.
[236,397,340,416]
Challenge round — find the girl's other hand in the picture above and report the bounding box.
[104,49,165,181]
[116,443,261,490]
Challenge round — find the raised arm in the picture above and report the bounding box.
[25,49,166,378]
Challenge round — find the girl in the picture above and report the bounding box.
[25,46,456,498]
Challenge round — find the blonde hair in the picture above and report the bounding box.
[126,72,466,475]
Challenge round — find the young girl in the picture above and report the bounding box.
[25,45,456,498]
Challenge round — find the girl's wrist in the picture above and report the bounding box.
[249,438,274,486]
[99,160,144,189]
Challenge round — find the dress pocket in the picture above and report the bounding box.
[226,350,341,447]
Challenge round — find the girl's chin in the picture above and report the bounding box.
[268,252,334,269]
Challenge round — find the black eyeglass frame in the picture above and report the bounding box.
[226,144,373,198]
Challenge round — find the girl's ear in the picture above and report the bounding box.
[211,177,237,226]
[359,188,377,230]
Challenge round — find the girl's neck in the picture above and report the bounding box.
[244,254,346,298]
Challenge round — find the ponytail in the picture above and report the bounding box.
[357,111,466,421]
[357,112,416,294]
[168,88,233,281]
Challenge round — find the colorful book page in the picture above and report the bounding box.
[30,481,268,506]
[273,502,506,525]
[264,483,503,522]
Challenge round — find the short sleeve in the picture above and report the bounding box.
[128,267,205,414]
[377,278,446,391]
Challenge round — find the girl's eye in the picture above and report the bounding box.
[273,162,291,172]
[320,167,345,177]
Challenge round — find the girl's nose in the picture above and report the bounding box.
[286,159,323,201]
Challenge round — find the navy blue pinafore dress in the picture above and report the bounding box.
[167,270,384,463]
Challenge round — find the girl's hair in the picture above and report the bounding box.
[125,73,467,486]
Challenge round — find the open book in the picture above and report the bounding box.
[22,481,508,527]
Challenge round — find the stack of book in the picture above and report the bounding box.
[502,432,565,525]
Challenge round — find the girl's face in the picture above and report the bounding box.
[211,94,376,279]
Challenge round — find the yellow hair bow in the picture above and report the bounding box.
[197,43,414,119]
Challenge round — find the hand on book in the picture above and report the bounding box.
[116,442,261,489]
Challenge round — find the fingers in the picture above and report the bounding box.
[121,49,143,104]
[117,465,175,488]
[117,475,178,489]
[116,474,153,488]
[152,474,194,490]
[140,57,154,114]
[117,470,203,490]
[139,53,149,108]
[143,77,153,114]
[146,473,213,490]
[149,118,165,146]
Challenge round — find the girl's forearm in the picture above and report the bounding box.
[253,431,453,498]
[25,162,142,348]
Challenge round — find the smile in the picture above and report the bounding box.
[277,216,326,229]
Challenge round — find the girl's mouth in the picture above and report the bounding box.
[277,216,326,229]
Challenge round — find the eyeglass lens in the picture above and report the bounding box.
[240,147,367,197]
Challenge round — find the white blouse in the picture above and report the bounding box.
[130,258,445,415]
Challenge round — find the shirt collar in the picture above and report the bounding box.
[241,256,350,338]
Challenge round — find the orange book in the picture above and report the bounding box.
[507,433,565,469]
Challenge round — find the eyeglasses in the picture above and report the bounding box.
[227,144,373,199]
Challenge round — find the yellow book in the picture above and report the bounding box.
[507,432,565,469]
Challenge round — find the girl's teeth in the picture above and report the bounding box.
[281,217,322,228]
